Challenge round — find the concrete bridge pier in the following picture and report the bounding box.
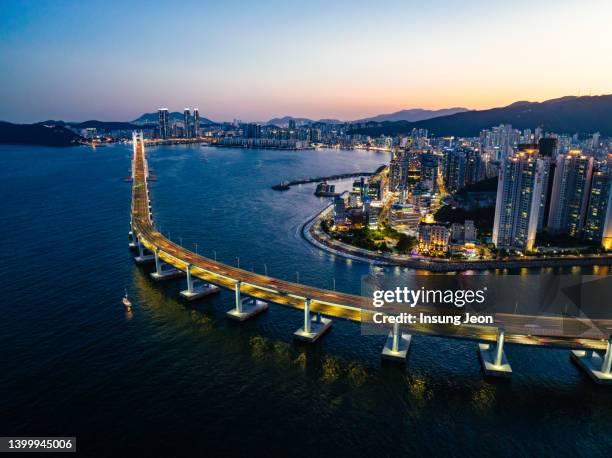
[128,229,138,250]
[150,247,184,281]
[293,298,332,342]
[227,280,268,321]
[180,264,220,300]
[381,322,412,363]
[134,237,155,264]
[479,329,512,377]
[571,337,612,385]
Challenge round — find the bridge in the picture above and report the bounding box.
[128,132,612,384]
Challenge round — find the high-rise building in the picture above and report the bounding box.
[158,108,170,139]
[242,123,261,139]
[583,169,611,243]
[183,108,192,138]
[389,150,411,192]
[492,150,548,251]
[548,150,594,236]
[420,153,439,192]
[193,108,200,138]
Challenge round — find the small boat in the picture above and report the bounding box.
[122,290,132,308]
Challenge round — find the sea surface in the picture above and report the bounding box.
[0,144,610,457]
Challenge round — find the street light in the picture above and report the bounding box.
[264,263,268,276]
[296,271,300,283]
[236,256,240,268]
[214,250,217,261]
[332,277,336,291]
[194,242,198,254]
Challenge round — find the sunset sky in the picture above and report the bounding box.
[1,0,611,123]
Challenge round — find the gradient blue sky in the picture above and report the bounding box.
[1,0,611,123]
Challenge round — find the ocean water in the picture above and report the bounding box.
[0,144,610,457]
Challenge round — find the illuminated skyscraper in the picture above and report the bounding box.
[548,150,594,236]
[193,108,200,137]
[492,149,548,251]
[583,169,611,243]
[183,108,192,138]
[158,108,170,139]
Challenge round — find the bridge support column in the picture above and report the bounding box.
[381,321,411,363]
[235,281,242,312]
[134,237,155,264]
[150,248,184,281]
[180,264,221,300]
[128,223,137,250]
[293,298,332,343]
[226,281,268,321]
[479,330,512,377]
[154,248,161,275]
[571,336,612,385]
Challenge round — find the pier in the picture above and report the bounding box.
[271,166,385,191]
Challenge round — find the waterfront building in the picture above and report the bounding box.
[451,223,465,243]
[333,193,348,226]
[464,220,477,242]
[583,168,611,243]
[418,222,451,253]
[158,108,170,139]
[492,149,548,251]
[243,123,262,139]
[389,203,421,234]
[548,150,594,236]
[183,108,192,138]
[193,108,200,137]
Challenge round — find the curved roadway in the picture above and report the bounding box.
[130,135,611,351]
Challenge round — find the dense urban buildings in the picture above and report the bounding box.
[104,108,612,257]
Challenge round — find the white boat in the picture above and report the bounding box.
[122,290,132,308]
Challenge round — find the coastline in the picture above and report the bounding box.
[301,204,612,272]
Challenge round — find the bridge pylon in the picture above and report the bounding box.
[381,321,412,363]
[226,280,268,321]
[571,336,612,385]
[293,298,332,342]
[479,329,512,377]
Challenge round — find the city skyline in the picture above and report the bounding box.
[1,0,612,123]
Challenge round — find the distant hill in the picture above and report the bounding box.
[266,116,343,127]
[351,95,612,137]
[267,109,467,126]
[133,112,215,125]
[0,121,83,147]
[355,107,468,123]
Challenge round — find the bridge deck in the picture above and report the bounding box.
[130,136,611,351]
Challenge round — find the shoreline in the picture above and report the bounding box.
[301,205,612,272]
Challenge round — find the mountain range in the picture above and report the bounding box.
[351,95,612,137]
[353,107,468,123]
[266,108,468,127]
